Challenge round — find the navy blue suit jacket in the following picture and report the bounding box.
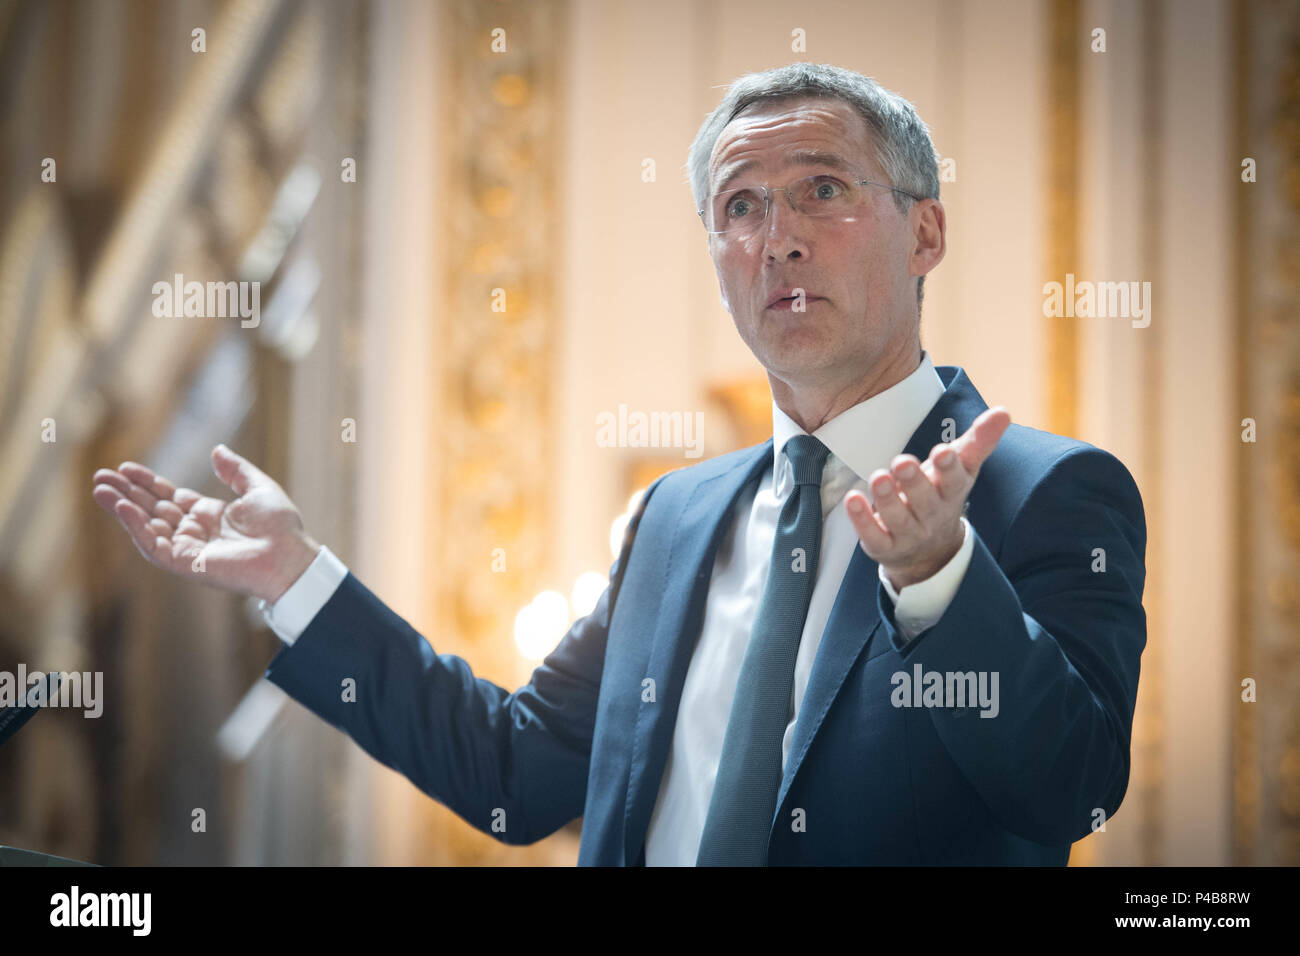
[264,364,1147,865]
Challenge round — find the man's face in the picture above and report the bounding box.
[706,96,932,390]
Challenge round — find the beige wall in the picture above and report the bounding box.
[559,0,1050,591]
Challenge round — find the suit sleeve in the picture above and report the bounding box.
[879,515,975,642]
[263,476,666,847]
[875,446,1147,846]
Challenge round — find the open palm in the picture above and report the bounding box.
[91,444,319,603]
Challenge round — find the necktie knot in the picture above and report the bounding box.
[784,435,830,488]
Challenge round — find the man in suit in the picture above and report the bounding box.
[92,63,1146,865]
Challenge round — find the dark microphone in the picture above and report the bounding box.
[0,671,64,750]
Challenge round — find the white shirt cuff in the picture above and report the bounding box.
[879,517,974,642]
[258,545,349,646]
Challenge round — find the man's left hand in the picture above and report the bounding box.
[845,406,1011,591]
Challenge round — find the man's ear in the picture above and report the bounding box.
[908,198,947,278]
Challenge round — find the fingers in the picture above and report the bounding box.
[186,496,224,536]
[172,487,202,510]
[118,461,177,501]
[93,467,185,530]
[845,490,890,550]
[211,444,270,497]
[91,481,124,515]
[867,469,920,539]
[112,497,174,571]
[888,453,945,519]
[847,439,974,559]
[91,460,223,578]
[847,457,935,552]
[175,514,207,539]
[845,408,1011,568]
[154,499,186,526]
[93,468,161,516]
[954,406,1011,474]
[874,408,1011,526]
[926,442,966,496]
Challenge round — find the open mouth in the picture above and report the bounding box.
[767,296,822,310]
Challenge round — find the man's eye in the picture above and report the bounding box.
[726,194,757,217]
[811,177,847,200]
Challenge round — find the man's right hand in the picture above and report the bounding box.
[91,444,321,604]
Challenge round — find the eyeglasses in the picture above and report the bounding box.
[698,172,923,236]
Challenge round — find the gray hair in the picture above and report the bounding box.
[686,63,941,310]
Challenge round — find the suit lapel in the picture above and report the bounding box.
[774,365,989,817]
[622,438,773,864]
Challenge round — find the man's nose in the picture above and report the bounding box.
[762,194,808,259]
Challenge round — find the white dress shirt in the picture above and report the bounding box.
[258,350,975,865]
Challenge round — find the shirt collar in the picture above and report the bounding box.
[770,350,946,499]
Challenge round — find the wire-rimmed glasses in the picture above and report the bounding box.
[699,172,923,236]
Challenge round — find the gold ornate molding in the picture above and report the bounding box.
[1234,0,1300,866]
[425,0,571,865]
[1117,0,1169,870]
[1045,0,1080,444]
[1044,0,1103,867]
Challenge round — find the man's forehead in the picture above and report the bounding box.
[709,98,873,187]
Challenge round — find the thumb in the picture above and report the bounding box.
[211,444,270,496]
[959,407,1011,473]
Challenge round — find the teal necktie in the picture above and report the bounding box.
[696,434,830,866]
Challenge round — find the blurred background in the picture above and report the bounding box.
[0,0,1295,866]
